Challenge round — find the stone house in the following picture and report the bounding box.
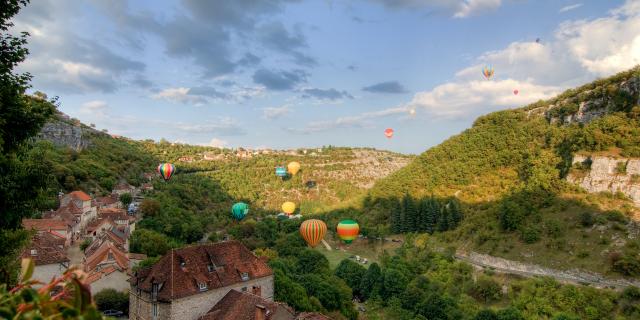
[85,241,130,292]
[21,233,69,284]
[22,218,72,246]
[113,182,137,197]
[59,191,97,232]
[129,241,273,320]
[94,195,121,209]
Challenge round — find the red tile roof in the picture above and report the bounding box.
[199,290,294,320]
[22,219,68,231]
[21,233,69,266]
[98,208,130,222]
[69,191,92,201]
[86,265,123,285]
[84,241,129,272]
[95,195,119,206]
[132,241,273,301]
[128,253,148,261]
[55,202,83,215]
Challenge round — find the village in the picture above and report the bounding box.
[21,179,330,320]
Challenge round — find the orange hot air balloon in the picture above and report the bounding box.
[513,89,519,95]
[299,219,327,248]
[282,201,296,215]
[384,128,394,139]
[287,161,301,175]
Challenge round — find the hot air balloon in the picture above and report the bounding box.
[300,219,327,248]
[231,202,249,221]
[513,89,519,95]
[282,202,296,215]
[287,161,301,175]
[409,108,416,116]
[337,220,360,244]
[384,128,394,139]
[535,38,541,43]
[482,65,494,80]
[157,163,176,181]
[275,166,287,177]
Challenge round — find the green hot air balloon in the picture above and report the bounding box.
[231,202,249,221]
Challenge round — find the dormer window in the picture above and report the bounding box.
[180,259,186,267]
[30,249,37,256]
[107,252,114,260]
[207,264,214,272]
[198,282,207,292]
[241,272,249,281]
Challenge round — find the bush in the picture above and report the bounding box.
[94,288,129,314]
[80,239,92,251]
[470,276,502,303]
[615,161,627,174]
[579,212,594,227]
[119,193,133,208]
[521,227,540,244]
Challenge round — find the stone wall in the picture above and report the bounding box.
[567,155,640,207]
[129,275,274,320]
[91,271,129,293]
[32,263,67,284]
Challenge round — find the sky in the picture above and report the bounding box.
[11,0,640,154]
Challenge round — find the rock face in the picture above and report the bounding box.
[567,155,640,206]
[37,120,94,151]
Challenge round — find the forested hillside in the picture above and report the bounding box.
[363,67,640,278]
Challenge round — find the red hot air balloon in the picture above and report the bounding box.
[513,89,519,95]
[384,128,394,139]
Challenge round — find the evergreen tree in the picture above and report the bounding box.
[425,197,438,234]
[437,205,450,232]
[401,193,417,232]
[449,198,463,228]
[390,197,402,234]
[417,198,428,232]
[360,262,383,300]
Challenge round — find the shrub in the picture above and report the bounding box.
[80,239,92,251]
[615,161,627,174]
[94,288,129,314]
[521,227,540,244]
[470,276,502,303]
[605,210,627,223]
[579,212,594,227]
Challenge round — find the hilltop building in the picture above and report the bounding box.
[85,241,130,292]
[129,241,273,320]
[58,191,97,232]
[22,218,72,246]
[20,233,69,283]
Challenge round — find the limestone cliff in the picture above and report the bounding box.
[37,114,102,151]
[567,155,640,206]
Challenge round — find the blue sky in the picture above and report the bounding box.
[12,0,640,153]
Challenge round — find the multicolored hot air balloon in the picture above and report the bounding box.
[282,201,296,215]
[384,128,394,139]
[231,202,249,221]
[513,89,519,95]
[275,166,287,177]
[482,65,494,80]
[300,219,327,248]
[157,163,176,181]
[288,161,301,175]
[337,220,360,244]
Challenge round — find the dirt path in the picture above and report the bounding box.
[321,239,332,251]
[455,252,640,290]
[66,243,84,267]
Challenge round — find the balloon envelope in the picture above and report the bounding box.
[288,161,301,175]
[157,163,176,181]
[231,202,249,221]
[275,166,287,177]
[384,128,394,138]
[282,201,296,215]
[300,219,327,248]
[482,65,494,80]
[513,89,519,95]
[337,220,360,244]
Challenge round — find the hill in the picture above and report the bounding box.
[362,67,640,279]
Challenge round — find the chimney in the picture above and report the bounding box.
[255,304,266,320]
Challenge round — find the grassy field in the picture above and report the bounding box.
[314,236,403,268]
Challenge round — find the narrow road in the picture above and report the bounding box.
[454,253,640,290]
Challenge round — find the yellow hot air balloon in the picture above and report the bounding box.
[282,201,296,215]
[287,161,301,175]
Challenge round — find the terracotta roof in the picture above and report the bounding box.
[86,265,123,285]
[128,253,148,260]
[86,217,114,233]
[84,233,126,256]
[199,290,294,320]
[85,241,128,272]
[99,208,129,222]
[295,313,332,320]
[21,233,69,266]
[95,195,119,206]
[56,202,83,215]
[132,241,273,301]
[69,191,92,201]
[22,219,68,231]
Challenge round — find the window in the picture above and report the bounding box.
[198,282,207,292]
[241,272,249,281]
[241,287,247,292]
[152,283,159,300]
[207,264,214,272]
[30,249,37,256]
[152,303,158,319]
[107,252,114,260]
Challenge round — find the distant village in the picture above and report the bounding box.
[177,147,326,163]
[22,178,330,320]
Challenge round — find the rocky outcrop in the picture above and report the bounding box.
[567,155,640,206]
[37,119,94,151]
[456,251,640,289]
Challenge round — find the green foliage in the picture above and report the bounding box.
[93,288,128,314]
[579,212,594,227]
[335,259,367,298]
[133,256,161,272]
[129,229,176,257]
[119,193,133,207]
[469,276,502,303]
[80,239,91,251]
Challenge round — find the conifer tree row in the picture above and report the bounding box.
[390,194,463,234]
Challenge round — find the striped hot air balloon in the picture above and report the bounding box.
[300,219,327,248]
[482,65,494,80]
[336,220,360,244]
[231,202,249,221]
[157,163,175,181]
[282,202,296,215]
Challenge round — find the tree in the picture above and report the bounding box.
[129,229,173,257]
[470,276,502,303]
[80,239,92,251]
[119,192,132,208]
[381,268,408,300]
[424,197,439,234]
[390,198,402,234]
[296,249,329,274]
[496,307,525,320]
[437,207,450,232]
[139,199,160,217]
[359,262,383,300]
[401,194,418,233]
[94,288,129,314]
[335,259,367,298]
[0,0,56,285]
[448,199,463,228]
[474,309,498,320]
[273,269,314,312]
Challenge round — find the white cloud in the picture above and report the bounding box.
[208,138,228,148]
[454,0,502,18]
[79,100,108,117]
[559,3,583,13]
[152,87,207,105]
[262,105,291,120]
[288,107,407,134]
